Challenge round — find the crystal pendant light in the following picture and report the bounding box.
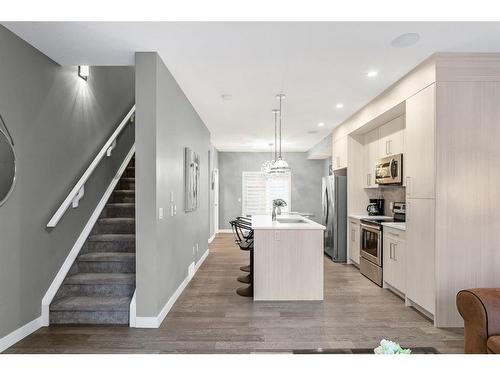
[270,93,291,174]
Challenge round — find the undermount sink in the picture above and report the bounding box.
[277,218,307,224]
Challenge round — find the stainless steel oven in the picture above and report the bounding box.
[375,153,403,185]
[360,220,383,286]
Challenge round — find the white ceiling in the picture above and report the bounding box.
[4,22,500,152]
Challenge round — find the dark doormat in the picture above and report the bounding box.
[293,347,439,354]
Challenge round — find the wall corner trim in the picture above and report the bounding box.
[0,316,43,353]
[41,144,136,326]
[134,249,210,329]
[129,290,137,328]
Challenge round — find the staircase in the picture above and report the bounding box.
[50,156,136,325]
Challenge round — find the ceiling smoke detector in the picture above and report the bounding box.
[391,33,420,48]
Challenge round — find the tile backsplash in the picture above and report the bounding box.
[366,187,405,216]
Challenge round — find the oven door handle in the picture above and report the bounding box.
[361,223,382,232]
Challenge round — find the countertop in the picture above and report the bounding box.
[348,214,393,220]
[382,222,406,231]
[251,214,325,230]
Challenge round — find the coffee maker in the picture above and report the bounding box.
[367,198,384,216]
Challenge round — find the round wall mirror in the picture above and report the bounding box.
[0,127,16,206]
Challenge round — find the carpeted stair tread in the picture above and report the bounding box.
[50,296,131,312]
[97,217,135,224]
[65,273,135,285]
[105,203,135,208]
[88,234,135,242]
[78,252,135,262]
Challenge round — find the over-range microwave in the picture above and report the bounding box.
[375,153,403,185]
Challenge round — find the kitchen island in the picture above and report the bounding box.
[251,214,326,301]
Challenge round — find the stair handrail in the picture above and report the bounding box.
[46,105,136,228]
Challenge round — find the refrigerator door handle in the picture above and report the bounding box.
[324,186,329,225]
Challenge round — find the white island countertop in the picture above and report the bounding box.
[251,214,325,230]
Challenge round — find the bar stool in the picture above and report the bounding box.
[236,217,252,273]
[230,218,252,272]
[230,219,254,297]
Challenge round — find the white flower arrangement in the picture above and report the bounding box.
[374,339,411,354]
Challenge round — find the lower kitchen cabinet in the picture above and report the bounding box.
[383,227,406,294]
[348,218,360,264]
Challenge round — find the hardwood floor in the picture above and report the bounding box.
[5,233,464,354]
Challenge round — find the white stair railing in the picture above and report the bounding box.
[47,105,135,228]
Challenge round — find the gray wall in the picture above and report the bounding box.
[0,26,135,338]
[218,152,324,229]
[135,52,211,318]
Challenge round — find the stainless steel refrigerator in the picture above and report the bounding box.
[322,175,347,262]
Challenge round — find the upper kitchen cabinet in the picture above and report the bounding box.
[379,116,405,157]
[364,128,379,187]
[405,84,436,199]
[332,135,348,170]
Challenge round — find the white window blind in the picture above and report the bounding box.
[242,172,291,216]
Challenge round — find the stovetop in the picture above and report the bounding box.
[361,217,405,227]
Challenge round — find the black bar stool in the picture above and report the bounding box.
[236,217,252,272]
[230,219,254,297]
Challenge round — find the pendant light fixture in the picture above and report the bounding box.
[261,109,280,174]
[270,93,291,174]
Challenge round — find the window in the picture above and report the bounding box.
[242,172,291,216]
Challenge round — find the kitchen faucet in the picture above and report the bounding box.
[272,199,287,221]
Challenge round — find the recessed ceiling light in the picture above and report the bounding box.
[221,94,232,100]
[391,33,420,48]
[307,130,319,134]
[318,122,325,127]
[366,71,378,78]
[336,103,344,109]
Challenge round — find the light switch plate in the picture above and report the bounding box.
[159,207,164,219]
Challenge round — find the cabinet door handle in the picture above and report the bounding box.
[386,140,390,155]
[393,243,397,261]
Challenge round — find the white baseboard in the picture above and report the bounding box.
[0,316,43,353]
[195,249,209,272]
[208,234,216,243]
[134,248,210,329]
[41,144,136,326]
[217,229,232,233]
